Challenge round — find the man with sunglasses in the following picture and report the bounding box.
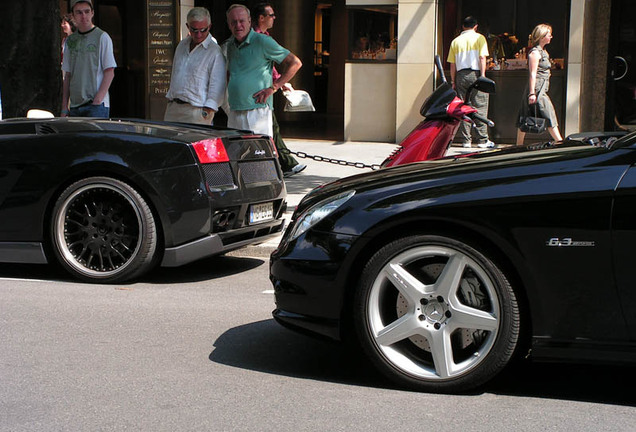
[61,0,116,118]
[164,7,226,125]
[251,2,306,177]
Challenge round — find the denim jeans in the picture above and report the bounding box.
[70,103,110,118]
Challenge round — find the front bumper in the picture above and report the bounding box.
[269,230,361,341]
[272,308,341,340]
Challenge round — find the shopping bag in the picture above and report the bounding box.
[282,88,315,112]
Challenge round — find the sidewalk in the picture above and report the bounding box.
[229,138,488,257]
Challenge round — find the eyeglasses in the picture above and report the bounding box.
[187,24,209,34]
[265,13,275,17]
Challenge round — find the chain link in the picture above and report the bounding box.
[280,148,382,170]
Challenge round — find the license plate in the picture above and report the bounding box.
[249,202,274,224]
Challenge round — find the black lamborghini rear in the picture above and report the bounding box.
[0,117,286,282]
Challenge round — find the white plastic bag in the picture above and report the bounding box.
[282,86,315,112]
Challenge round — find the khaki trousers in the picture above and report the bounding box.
[164,101,214,125]
[455,69,490,144]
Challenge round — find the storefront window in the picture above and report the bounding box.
[440,0,570,71]
[438,0,571,143]
[348,5,397,62]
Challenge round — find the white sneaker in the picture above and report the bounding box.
[462,142,472,148]
[478,140,496,148]
[283,163,306,178]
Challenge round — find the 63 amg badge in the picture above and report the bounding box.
[546,237,595,247]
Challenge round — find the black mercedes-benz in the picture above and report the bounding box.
[270,131,636,393]
[0,117,286,283]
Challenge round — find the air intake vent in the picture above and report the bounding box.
[202,163,235,188]
[36,124,58,135]
[239,160,278,184]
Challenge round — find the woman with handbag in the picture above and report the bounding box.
[516,24,563,145]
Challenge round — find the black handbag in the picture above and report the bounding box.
[519,104,547,134]
[519,78,547,134]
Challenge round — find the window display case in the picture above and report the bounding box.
[348,5,397,62]
[438,0,570,142]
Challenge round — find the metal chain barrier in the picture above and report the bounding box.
[279,148,382,170]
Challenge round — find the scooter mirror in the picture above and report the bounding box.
[471,77,496,94]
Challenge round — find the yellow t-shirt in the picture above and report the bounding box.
[447,30,489,71]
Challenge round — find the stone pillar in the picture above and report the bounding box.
[565,0,586,136]
[179,0,195,40]
[270,0,316,95]
[579,0,611,131]
[395,0,437,142]
[328,0,347,115]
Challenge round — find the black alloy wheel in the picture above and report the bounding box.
[51,177,157,283]
[354,235,520,393]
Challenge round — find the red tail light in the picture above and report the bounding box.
[269,137,278,157]
[192,138,229,163]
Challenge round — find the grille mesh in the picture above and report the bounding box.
[240,160,278,184]
[202,163,235,188]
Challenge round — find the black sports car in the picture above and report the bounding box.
[0,117,286,283]
[270,131,636,393]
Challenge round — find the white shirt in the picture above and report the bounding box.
[166,34,226,111]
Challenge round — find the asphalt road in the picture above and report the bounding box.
[1,257,635,431]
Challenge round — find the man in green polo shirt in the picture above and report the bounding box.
[224,4,302,137]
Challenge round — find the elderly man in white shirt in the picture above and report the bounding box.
[164,7,226,125]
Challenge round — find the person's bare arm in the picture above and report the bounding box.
[253,53,302,104]
[272,52,302,90]
[450,63,457,89]
[479,56,487,77]
[527,51,540,105]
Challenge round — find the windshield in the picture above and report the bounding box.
[419,82,457,119]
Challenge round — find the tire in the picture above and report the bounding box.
[354,234,520,393]
[51,176,158,283]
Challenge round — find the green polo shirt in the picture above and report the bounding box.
[225,30,290,110]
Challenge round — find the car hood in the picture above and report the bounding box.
[0,117,251,143]
[298,141,616,211]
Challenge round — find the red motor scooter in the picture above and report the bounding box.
[381,55,496,167]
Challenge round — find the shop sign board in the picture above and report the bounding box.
[147,1,177,118]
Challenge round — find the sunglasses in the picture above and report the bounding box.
[187,24,209,34]
[265,13,275,17]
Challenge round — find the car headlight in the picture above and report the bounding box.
[289,190,355,240]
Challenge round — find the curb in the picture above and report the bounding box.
[227,244,276,258]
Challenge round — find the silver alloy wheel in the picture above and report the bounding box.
[53,182,144,279]
[366,244,500,380]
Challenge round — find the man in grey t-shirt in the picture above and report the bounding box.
[61,0,117,118]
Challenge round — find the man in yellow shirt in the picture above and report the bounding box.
[447,16,494,148]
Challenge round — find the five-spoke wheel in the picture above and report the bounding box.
[355,235,520,393]
[51,177,157,283]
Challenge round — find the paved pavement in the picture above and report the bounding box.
[231,138,489,257]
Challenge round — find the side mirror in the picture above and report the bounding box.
[470,77,496,94]
[463,76,496,103]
